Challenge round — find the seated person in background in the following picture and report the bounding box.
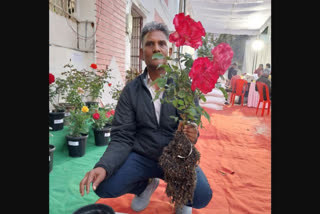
[255,68,271,100]
[225,62,238,88]
[254,64,264,77]
[266,63,271,74]
[227,62,238,80]
[225,74,241,105]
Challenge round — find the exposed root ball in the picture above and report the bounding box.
[159,130,200,210]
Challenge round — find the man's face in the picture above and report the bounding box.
[140,30,171,70]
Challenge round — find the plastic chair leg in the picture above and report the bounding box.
[267,102,270,115]
[256,101,261,115]
[241,95,244,106]
[231,94,235,106]
[261,101,266,116]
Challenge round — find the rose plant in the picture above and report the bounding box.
[91,107,115,130]
[54,60,88,111]
[85,63,112,102]
[66,105,93,137]
[152,13,234,210]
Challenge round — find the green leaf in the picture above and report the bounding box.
[169,116,179,122]
[178,100,184,105]
[178,90,187,98]
[172,99,178,107]
[159,64,172,73]
[203,110,210,122]
[185,58,194,68]
[200,94,206,102]
[152,53,164,59]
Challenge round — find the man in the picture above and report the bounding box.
[265,63,271,75]
[255,68,271,100]
[254,64,264,77]
[79,22,212,214]
[227,62,238,80]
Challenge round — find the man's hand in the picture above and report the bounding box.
[79,167,107,196]
[183,122,199,144]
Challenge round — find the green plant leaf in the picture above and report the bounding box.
[152,53,164,59]
[200,94,206,102]
[169,116,179,122]
[185,58,194,68]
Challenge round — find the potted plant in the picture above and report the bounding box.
[152,13,234,210]
[58,60,88,111]
[85,63,112,108]
[91,105,115,146]
[49,127,56,173]
[65,105,93,157]
[49,73,65,131]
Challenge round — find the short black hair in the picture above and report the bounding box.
[140,21,169,45]
[266,63,271,68]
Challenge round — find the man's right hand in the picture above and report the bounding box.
[79,167,107,196]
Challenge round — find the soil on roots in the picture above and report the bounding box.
[159,130,200,210]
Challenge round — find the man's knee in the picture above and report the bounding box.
[94,181,124,198]
[192,186,213,209]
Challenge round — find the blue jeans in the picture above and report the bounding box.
[94,152,213,209]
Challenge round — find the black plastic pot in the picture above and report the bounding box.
[66,135,88,157]
[93,127,111,146]
[85,101,99,108]
[73,203,115,214]
[49,144,56,173]
[49,111,65,131]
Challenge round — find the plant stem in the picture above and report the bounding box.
[177,47,183,74]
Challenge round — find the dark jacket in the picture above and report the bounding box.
[94,68,199,179]
[227,67,237,80]
[255,76,271,100]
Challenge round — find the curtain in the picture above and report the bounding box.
[242,37,271,75]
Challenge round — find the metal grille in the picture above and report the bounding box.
[130,17,142,72]
[49,0,77,22]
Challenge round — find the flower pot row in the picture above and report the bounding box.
[66,125,112,158]
[49,144,56,173]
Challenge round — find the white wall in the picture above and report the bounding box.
[49,0,96,77]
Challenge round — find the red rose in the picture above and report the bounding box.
[90,63,97,69]
[169,13,206,49]
[106,110,115,118]
[189,57,219,94]
[108,83,112,87]
[93,113,100,120]
[211,43,234,76]
[49,73,55,85]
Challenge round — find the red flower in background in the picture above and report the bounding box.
[189,57,219,94]
[169,13,206,49]
[49,73,55,85]
[108,83,112,87]
[106,110,115,118]
[211,43,234,76]
[90,63,97,69]
[93,113,100,120]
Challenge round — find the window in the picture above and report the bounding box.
[49,0,77,22]
[130,17,143,72]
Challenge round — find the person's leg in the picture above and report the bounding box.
[187,166,213,209]
[94,152,164,198]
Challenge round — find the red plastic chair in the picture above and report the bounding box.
[230,79,248,106]
[256,81,271,116]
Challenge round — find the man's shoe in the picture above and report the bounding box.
[175,205,192,214]
[131,178,159,212]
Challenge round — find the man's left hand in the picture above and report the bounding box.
[183,123,198,144]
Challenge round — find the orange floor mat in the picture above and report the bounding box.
[96,105,271,214]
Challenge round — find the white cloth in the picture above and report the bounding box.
[206,88,225,98]
[146,72,163,125]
